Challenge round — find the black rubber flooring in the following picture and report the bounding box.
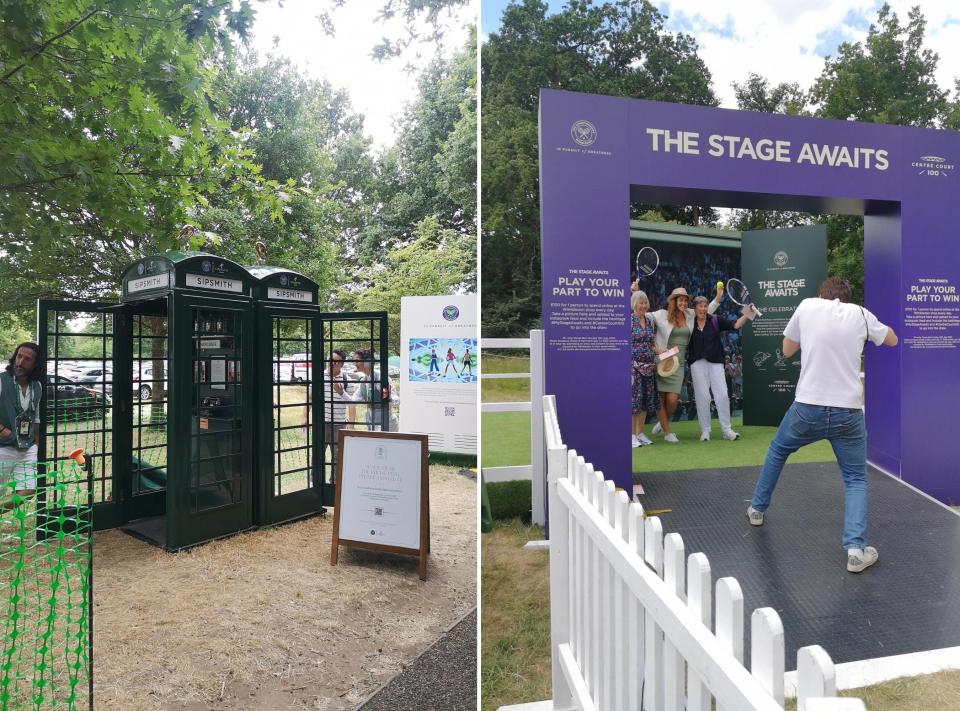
[120,515,166,549]
[635,463,960,668]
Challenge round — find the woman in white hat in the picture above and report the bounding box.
[648,286,721,441]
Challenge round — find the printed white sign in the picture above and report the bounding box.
[186,273,243,293]
[338,436,422,550]
[267,287,312,302]
[399,295,478,454]
[128,273,170,294]
[210,358,226,390]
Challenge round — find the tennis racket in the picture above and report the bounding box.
[726,278,763,317]
[634,246,660,279]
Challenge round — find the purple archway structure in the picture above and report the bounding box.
[539,89,960,501]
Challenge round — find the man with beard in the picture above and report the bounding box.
[0,343,45,505]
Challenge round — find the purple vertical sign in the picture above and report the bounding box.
[540,89,960,502]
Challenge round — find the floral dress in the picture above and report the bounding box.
[631,313,658,416]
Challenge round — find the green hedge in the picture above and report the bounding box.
[484,479,532,522]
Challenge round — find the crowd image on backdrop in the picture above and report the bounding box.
[630,242,755,446]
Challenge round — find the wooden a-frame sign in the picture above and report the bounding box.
[330,430,430,580]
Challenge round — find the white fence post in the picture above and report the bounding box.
[643,515,664,711]
[797,645,838,710]
[530,329,546,527]
[715,577,744,711]
[627,503,645,710]
[545,408,573,709]
[686,552,712,711]
[750,608,785,706]
[663,533,686,711]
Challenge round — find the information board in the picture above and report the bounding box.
[741,225,826,425]
[399,295,477,454]
[330,431,430,580]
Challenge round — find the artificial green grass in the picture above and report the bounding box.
[482,411,837,475]
[632,416,836,473]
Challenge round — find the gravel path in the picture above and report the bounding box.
[357,607,477,711]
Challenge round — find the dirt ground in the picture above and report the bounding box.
[93,465,476,710]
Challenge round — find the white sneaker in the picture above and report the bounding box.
[638,433,653,446]
[847,546,878,573]
[722,430,740,441]
[651,422,663,436]
[700,431,710,442]
[631,435,641,448]
[664,432,679,443]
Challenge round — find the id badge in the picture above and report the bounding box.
[15,412,32,450]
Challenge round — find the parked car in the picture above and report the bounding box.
[74,365,113,395]
[273,353,311,383]
[45,375,109,420]
[134,362,167,400]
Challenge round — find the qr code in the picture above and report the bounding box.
[374,507,383,517]
[444,407,456,416]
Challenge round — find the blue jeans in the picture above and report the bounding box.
[751,402,867,550]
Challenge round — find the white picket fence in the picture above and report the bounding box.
[502,395,866,711]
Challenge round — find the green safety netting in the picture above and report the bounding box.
[2,401,92,711]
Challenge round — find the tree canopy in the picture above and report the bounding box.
[481,0,718,337]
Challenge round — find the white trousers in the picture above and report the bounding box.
[690,360,733,435]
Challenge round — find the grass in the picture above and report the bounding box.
[480,520,551,711]
[481,354,530,403]
[481,411,531,468]
[482,519,960,710]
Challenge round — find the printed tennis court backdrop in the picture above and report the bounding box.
[540,89,960,501]
[399,295,478,454]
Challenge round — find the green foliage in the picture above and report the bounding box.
[193,53,372,297]
[481,0,717,337]
[356,29,476,264]
[730,4,958,297]
[319,0,472,61]
[734,73,808,116]
[485,480,532,521]
[342,215,476,353]
[810,4,949,127]
[0,0,288,311]
[0,313,33,358]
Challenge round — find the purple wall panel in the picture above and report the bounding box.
[540,89,960,501]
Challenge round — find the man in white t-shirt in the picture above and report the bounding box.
[747,277,898,573]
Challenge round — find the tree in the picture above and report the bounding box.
[733,73,807,116]
[318,0,471,61]
[481,0,717,337]
[0,0,287,316]
[193,53,374,299]
[809,4,948,127]
[341,216,475,353]
[730,5,956,302]
[355,29,476,265]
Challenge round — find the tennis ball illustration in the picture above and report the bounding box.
[716,281,724,290]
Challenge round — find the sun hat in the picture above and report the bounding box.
[667,287,690,302]
[657,354,680,378]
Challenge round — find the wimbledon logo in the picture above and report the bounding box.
[571,120,597,147]
[442,305,460,321]
[774,251,789,267]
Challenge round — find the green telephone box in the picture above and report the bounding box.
[38,251,389,550]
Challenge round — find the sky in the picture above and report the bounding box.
[249,1,476,150]
[480,0,960,109]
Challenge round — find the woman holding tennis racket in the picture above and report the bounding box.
[647,285,721,442]
[630,290,658,447]
[688,296,756,442]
